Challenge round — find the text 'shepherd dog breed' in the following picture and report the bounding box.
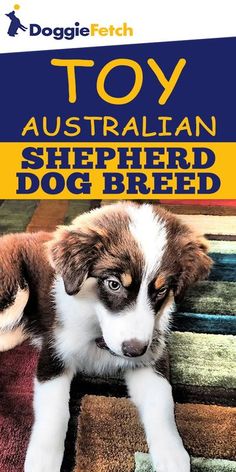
[0,202,212,472]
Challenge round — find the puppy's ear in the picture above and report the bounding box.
[174,235,212,301]
[47,226,99,296]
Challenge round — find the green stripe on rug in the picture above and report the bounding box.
[65,200,92,224]
[0,200,38,234]
[170,332,236,388]
[134,452,236,472]
[180,281,236,315]
[210,240,236,254]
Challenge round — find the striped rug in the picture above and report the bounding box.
[0,199,235,472]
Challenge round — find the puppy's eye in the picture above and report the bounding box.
[157,286,168,298]
[106,279,121,292]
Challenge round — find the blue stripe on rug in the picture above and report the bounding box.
[209,253,236,282]
[173,312,236,335]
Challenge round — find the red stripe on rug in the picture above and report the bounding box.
[26,200,69,232]
[0,343,38,472]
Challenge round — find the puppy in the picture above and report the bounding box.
[0,203,212,472]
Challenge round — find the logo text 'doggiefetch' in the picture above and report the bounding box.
[5,4,133,40]
[29,22,133,40]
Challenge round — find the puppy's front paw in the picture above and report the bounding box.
[24,441,64,472]
[151,436,190,472]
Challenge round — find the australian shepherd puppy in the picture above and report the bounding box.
[0,202,212,472]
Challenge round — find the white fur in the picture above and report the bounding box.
[24,372,73,472]
[54,276,114,375]
[157,291,175,333]
[128,204,167,277]
[126,367,190,472]
[0,286,29,330]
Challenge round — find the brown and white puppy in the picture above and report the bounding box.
[0,203,212,472]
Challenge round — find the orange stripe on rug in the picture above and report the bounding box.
[160,200,236,207]
[177,214,236,236]
[74,396,236,472]
[26,200,69,232]
[160,204,236,216]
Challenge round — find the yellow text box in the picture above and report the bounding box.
[0,142,235,199]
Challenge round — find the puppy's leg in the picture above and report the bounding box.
[125,367,190,472]
[24,344,73,472]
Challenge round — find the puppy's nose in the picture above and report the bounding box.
[122,339,148,357]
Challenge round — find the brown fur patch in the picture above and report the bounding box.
[49,203,145,295]
[152,204,213,299]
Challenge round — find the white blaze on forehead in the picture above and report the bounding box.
[127,204,167,277]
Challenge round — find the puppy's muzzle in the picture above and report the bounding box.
[122,339,148,357]
[95,337,148,358]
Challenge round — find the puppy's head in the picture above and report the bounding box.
[48,203,212,358]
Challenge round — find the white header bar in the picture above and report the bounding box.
[0,0,235,53]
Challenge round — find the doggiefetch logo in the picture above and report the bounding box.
[6,4,27,37]
[3,3,133,40]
